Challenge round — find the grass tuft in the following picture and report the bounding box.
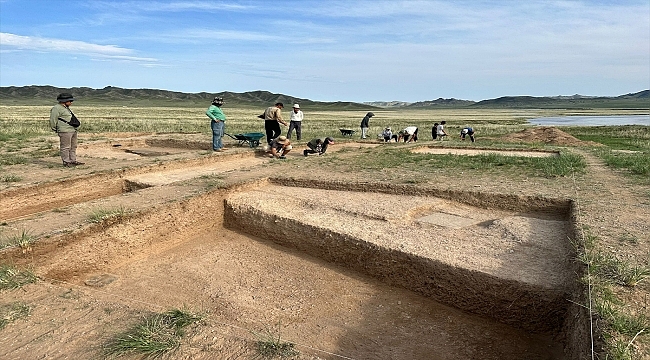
[0,230,36,251]
[88,206,128,224]
[253,322,298,359]
[0,301,32,330]
[0,174,22,182]
[0,264,38,291]
[104,309,203,358]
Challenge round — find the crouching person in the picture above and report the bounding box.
[460,127,475,142]
[266,135,292,159]
[304,137,334,156]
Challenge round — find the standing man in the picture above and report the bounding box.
[286,104,304,140]
[50,93,84,167]
[360,112,374,139]
[264,102,287,145]
[206,96,228,152]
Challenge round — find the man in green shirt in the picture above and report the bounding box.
[206,96,228,151]
[49,93,84,167]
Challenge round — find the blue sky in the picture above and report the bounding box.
[1,0,648,102]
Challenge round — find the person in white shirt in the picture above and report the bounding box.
[286,104,304,140]
[437,121,448,140]
[398,126,419,142]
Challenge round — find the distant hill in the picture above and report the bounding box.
[406,98,476,108]
[0,85,378,110]
[0,85,647,109]
[472,90,649,109]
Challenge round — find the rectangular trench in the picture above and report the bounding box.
[223,179,591,358]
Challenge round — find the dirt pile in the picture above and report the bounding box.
[501,127,592,146]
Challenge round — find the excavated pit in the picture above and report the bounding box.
[0,153,266,221]
[224,181,574,334]
[1,178,588,359]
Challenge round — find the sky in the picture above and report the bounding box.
[0,0,649,102]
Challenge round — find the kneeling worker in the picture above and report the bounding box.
[304,137,335,156]
[267,136,292,159]
[460,127,475,142]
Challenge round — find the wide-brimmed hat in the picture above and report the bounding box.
[57,93,75,102]
[276,136,288,144]
[293,104,300,108]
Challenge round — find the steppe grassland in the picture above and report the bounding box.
[1,105,643,143]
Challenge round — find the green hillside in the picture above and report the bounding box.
[0,86,377,110]
[0,85,648,110]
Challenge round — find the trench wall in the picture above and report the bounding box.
[224,179,575,333]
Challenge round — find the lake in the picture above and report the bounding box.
[528,115,650,126]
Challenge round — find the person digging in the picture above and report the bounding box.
[266,135,292,159]
[303,137,335,156]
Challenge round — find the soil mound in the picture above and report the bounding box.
[502,127,592,146]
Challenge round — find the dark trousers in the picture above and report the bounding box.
[265,120,281,144]
[287,121,302,140]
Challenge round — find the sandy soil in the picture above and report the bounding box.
[1,128,648,359]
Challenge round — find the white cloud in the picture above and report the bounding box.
[87,0,254,12]
[0,33,157,63]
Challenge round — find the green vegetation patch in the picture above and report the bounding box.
[331,147,585,178]
[565,125,649,183]
[575,234,649,359]
[0,301,32,330]
[0,264,38,291]
[104,309,203,359]
[0,154,28,166]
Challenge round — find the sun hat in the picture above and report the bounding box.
[276,136,288,144]
[57,93,75,102]
[293,104,300,108]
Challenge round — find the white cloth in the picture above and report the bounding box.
[437,124,445,135]
[289,110,304,122]
[403,126,417,135]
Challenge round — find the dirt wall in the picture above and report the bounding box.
[223,184,574,334]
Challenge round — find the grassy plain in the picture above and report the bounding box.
[0,105,645,141]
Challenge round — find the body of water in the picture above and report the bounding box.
[528,115,650,126]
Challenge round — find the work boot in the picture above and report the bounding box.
[303,149,308,157]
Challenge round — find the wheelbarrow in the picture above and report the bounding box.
[225,132,265,147]
[339,128,356,137]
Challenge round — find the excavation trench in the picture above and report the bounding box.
[0,152,266,221]
[2,178,588,359]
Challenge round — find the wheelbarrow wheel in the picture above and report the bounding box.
[251,140,260,148]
